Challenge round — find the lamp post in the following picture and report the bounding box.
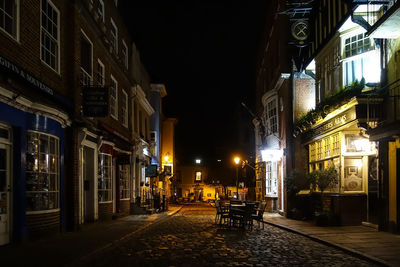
[234,156,240,199]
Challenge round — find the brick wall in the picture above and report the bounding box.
[98,202,113,220]
[26,211,60,235]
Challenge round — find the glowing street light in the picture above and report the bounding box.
[233,156,241,199]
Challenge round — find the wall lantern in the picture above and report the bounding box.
[261,149,283,162]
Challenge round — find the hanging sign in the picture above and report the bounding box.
[82,86,109,117]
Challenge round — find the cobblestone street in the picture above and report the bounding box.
[75,203,379,267]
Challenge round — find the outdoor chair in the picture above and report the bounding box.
[252,201,267,229]
[215,200,230,225]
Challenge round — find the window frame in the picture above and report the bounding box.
[110,75,118,120]
[266,97,278,135]
[195,171,202,182]
[110,18,118,54]
[26,130,60,214]
[121,89,128,127]
[79,29,93,86]
[0,0,20,41]
[98,153,113,203]
[265,161,277,197]
[96,59,105,86]
[121,39,128,69]
[98,0,105,23]
[119,164,130,200]
[40,0,60,73]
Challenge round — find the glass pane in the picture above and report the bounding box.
[39,134,49,154]
[26,172,38,191]
[49,174,57,191]
[344,158,363,191]
[39,153,49,173]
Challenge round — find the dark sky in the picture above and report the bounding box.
[119,1,267,165]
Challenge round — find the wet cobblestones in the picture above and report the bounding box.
[79,204,379,267]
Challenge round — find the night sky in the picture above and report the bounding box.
[119,1,268,165]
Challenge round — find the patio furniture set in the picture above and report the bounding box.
[215,200,267,230]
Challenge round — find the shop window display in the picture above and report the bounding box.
[26,131,59,211]
[119,165,129,200]
[344,158,363,191]
[98,153,112,202]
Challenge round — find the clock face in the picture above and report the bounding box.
[291,20,309,41]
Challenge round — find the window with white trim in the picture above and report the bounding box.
[119,164,129,200]
[121,89,128,127]
[80,31,92,86]
[26,131,59,212]
[97,0,104,22]
[96,59,104,86]
[266,98,278,134]
[265,161,277,196]
[98,153,112,203]
[122,40,128,69]
[41,0,59,72]
[342,32,379,86]
[110,18,118,54]
[0,0,19,39]
[110,75,118,119]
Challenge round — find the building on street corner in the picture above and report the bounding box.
[254,0,400,232]
[0,0,170,244]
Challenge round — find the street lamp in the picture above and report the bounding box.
[234,156,240,199]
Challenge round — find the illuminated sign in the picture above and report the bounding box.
[261,149,283,162]
[304,107,356,141]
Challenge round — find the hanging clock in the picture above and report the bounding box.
[291,20,309,41]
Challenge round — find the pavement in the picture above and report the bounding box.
[263,213,400,267]
[0,205,183,267]
[1,204,400,266]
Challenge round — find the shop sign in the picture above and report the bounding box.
[145,164,158,177]
[82,86,109,117]
[0,54,73,110]
[304,107,356,141]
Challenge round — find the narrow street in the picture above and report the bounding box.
[73,203,378,267]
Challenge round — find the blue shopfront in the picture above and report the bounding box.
[0,101,68,244]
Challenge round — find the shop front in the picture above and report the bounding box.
[0,101,70,243]
[302,98,381,225]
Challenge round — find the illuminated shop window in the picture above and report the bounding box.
[265,161,277,196]
[195,171,202,182]
[309,143,316,162]
[119,165,129,200]
[332,133,340,156]
[26,131,59,212]
[316,140,323,160]
[0,0,18,39]
[98,153,112,202]
[41,0,59,72]
[344,157,363,192]
[324,136,331,158]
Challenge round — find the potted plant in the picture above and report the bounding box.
[308,166,339,226]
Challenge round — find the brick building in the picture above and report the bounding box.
[253,0,314,213]
[0,0,158,244]
[0,0,73,244]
